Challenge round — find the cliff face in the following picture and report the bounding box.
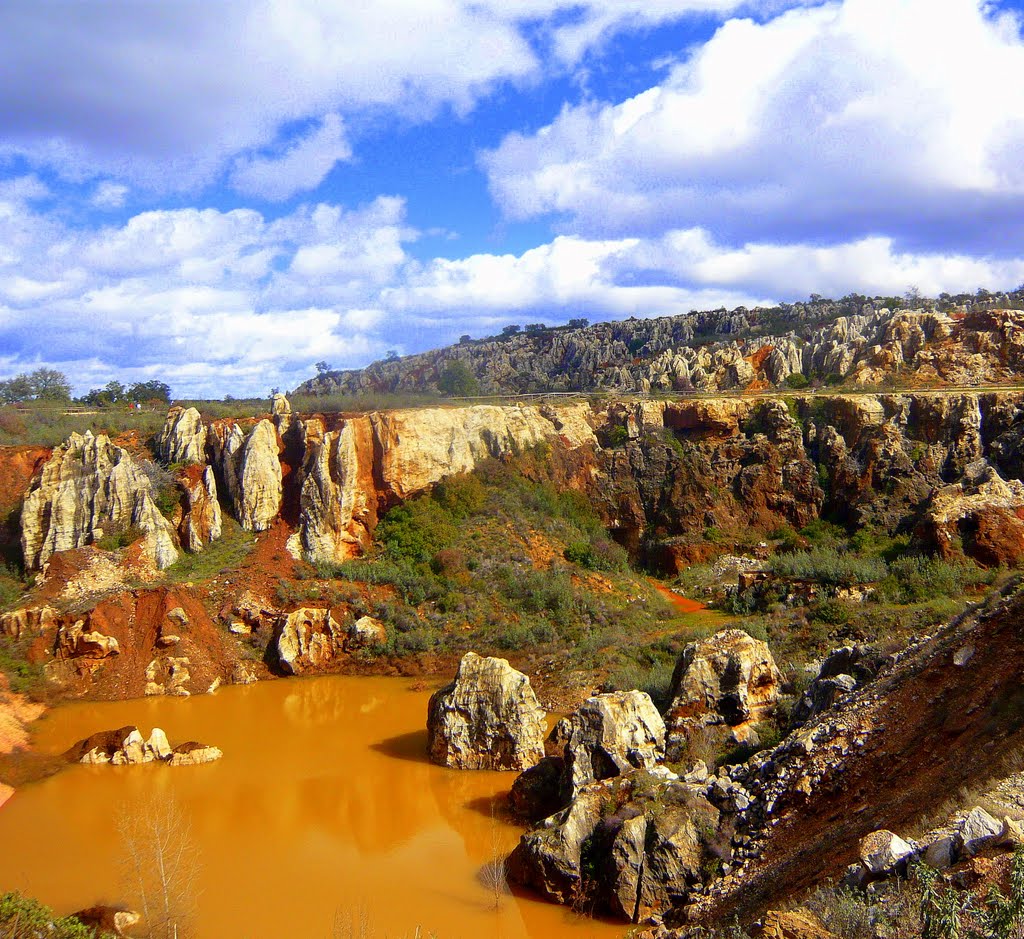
[296,305,1024,398]
[20,391,1024,576]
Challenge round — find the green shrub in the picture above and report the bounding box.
[0,636,45,697]
[877,556,994,604]
[0,892,94,938]
[606,425,629,447]
[602,661,676,710]
[808,599,851,625]
[770,548,886,586]
[377,499,457,563]
[798,519,847,546]
[436,361,480,397]
[432,474,485,518]
[564,541,596,567]
[95,524,143,552]
[784,373,810,389]
[164,516,255,583]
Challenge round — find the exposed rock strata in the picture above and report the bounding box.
[156,406,207,464]
[291,416,377,563]
[234,419,283,532]
[920,459,1024,566]
[32,389,1024,574]
[427,652,546,771]
[178,465,222,551]
[21,432,179,571]
[297,305,1024,397]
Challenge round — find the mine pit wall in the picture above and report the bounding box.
[16,391,1024,575]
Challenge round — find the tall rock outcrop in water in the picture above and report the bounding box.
[427,652,547,771]
[21,432,179,571]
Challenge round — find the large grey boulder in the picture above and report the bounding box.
[668,629,783,726]
[508,770,719,922]
[858,829,915,875]
[427,652,546,771]
[958,806,1003,855]
[558,691,666,801]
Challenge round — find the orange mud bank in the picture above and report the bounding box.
[650,581,708,615]
[0,674,625,939]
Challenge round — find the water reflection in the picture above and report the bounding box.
[0,675,622,939]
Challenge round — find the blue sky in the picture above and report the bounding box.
[2,0,1024,398]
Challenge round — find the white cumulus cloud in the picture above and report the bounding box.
[230,114,352,201]
[483,0,1024,250]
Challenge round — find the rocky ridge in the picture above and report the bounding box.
[21,431,180,571]
[297,304,1024,398]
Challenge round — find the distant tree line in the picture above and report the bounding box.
[0,368,72,404]
[0,369,171,407]
[80,379,171,407]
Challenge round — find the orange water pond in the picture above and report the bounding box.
[0,675,625,938]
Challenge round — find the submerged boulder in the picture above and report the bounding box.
[72,906,142,938]
[510,756,564,822]
[167,742,223,766]
[508,769,720,921]
[65,726,218,766]
[427,652,546,771]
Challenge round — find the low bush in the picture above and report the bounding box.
[770,548,886,586]
[0,636,45,697]
[602,661,676,709]
[0,892,93,938]
[877,556,994,604]
[164,517,255,583]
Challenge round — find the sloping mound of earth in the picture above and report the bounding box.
[697,578,1024,923]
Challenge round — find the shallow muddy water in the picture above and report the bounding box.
[0,675,624,939]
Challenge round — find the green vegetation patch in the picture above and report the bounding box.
[164,516,256,583]
[317,460,692,666]
[0,892,94,939]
